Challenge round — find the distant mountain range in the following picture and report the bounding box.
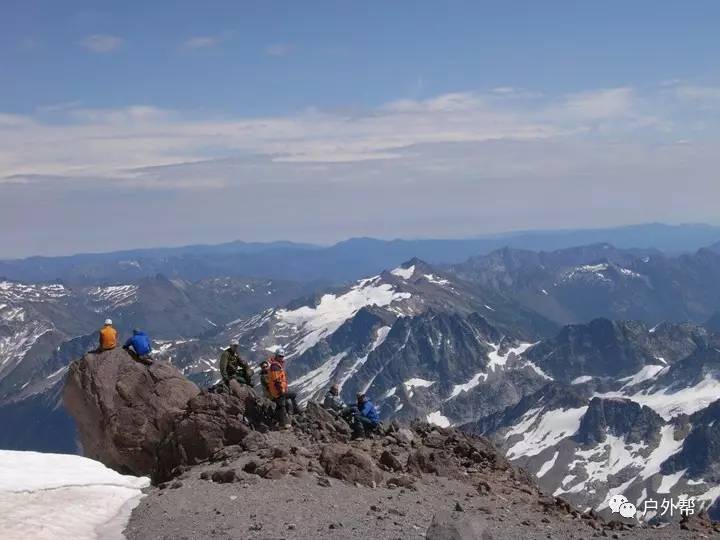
[2,223,719,284]
[4,230,720,520]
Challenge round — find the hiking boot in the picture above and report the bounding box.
[283,423,292,430]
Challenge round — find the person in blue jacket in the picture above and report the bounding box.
[352,392,380,440]
[123,329,153,365]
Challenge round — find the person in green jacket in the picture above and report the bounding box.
[219,344,253,387]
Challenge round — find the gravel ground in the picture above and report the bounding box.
[125,456,716,539]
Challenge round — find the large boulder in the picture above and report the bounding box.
[319,443,384,486]
[63,349,200,476]
[155,388,277,482]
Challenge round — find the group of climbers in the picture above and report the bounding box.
[218,346,298,430]
[97,319,153,365]
[98,318,380,437]
[217,344,379,437]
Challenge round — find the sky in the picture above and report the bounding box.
[1,0,719,258]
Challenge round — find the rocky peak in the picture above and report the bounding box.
[574,397,664,446]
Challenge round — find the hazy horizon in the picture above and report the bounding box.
[2,1,719,258]
[3,221,720,261]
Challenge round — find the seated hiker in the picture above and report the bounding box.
[219,343,253,389]
[97,318,117,351]
[351,392,380,440]
[322,383,346,413]
[267,349,298,429]
[122,329,153,365]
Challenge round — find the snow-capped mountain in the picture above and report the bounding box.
[144,260,553,438]
[0,276,313,452]
[464,319,720,521]
[5,243,720,523]
[453,243,720,326]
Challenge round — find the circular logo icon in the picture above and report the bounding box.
[607,494,628,513]
[619,502,637,519]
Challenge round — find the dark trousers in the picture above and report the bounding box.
[352,415,379,438]
[274,392,298,426]
[125,346,153,365]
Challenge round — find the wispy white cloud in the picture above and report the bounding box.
[79,34,124,53]
[182,36,221,50]
[2,85,719,257]
[266,43,292,56]
[0,85,714,190]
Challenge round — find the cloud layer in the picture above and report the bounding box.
[1,84,719,257]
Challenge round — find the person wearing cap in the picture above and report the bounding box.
[351,392,380,440]
[266,348,298,429]
[219,343,253,388]
[323,383,346,413]
[98,319,118,351]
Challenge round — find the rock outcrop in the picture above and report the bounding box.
[63,348,200,477]
[63,349,278,481]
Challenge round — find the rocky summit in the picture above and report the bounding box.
[62,350,718,539]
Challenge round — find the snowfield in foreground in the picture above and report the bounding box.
[0,450,149,540]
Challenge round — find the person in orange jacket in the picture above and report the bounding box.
[266,349,298,429]
[98,319,118,351]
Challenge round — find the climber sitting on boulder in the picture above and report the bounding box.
[122,329,153,366]
[219,344,253,392]
[96,318,118,352]
[351,392,380,440]
[267,349,298,429]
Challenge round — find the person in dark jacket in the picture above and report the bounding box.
[352,393,380,440]
[123,329,153,365]
[219,344,253,387]
[322,383,346,413]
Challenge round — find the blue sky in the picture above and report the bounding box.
[1,1,719,257]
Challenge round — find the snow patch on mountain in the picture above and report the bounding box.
[0,450,148,540]
[291,352,347,402]
[571,376,593,385]
[404,378,435,393]
[619,364,667,388]
[0,322,52,374]
[88,285,138,311]
[275,281,410,357]
[427,411,451,428]
[537,450,560,478]
[423,274,449,286]
[448,371,488,399]
[486,342,534,372]
[336,326,392,391]
[598,374,720,420]
[0,281,68,302]
[390,265,415,280]
[506,406,588,459]
[0,305,25,322]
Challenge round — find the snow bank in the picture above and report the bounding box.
[426,411,451,428]
[0,450,149,540]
